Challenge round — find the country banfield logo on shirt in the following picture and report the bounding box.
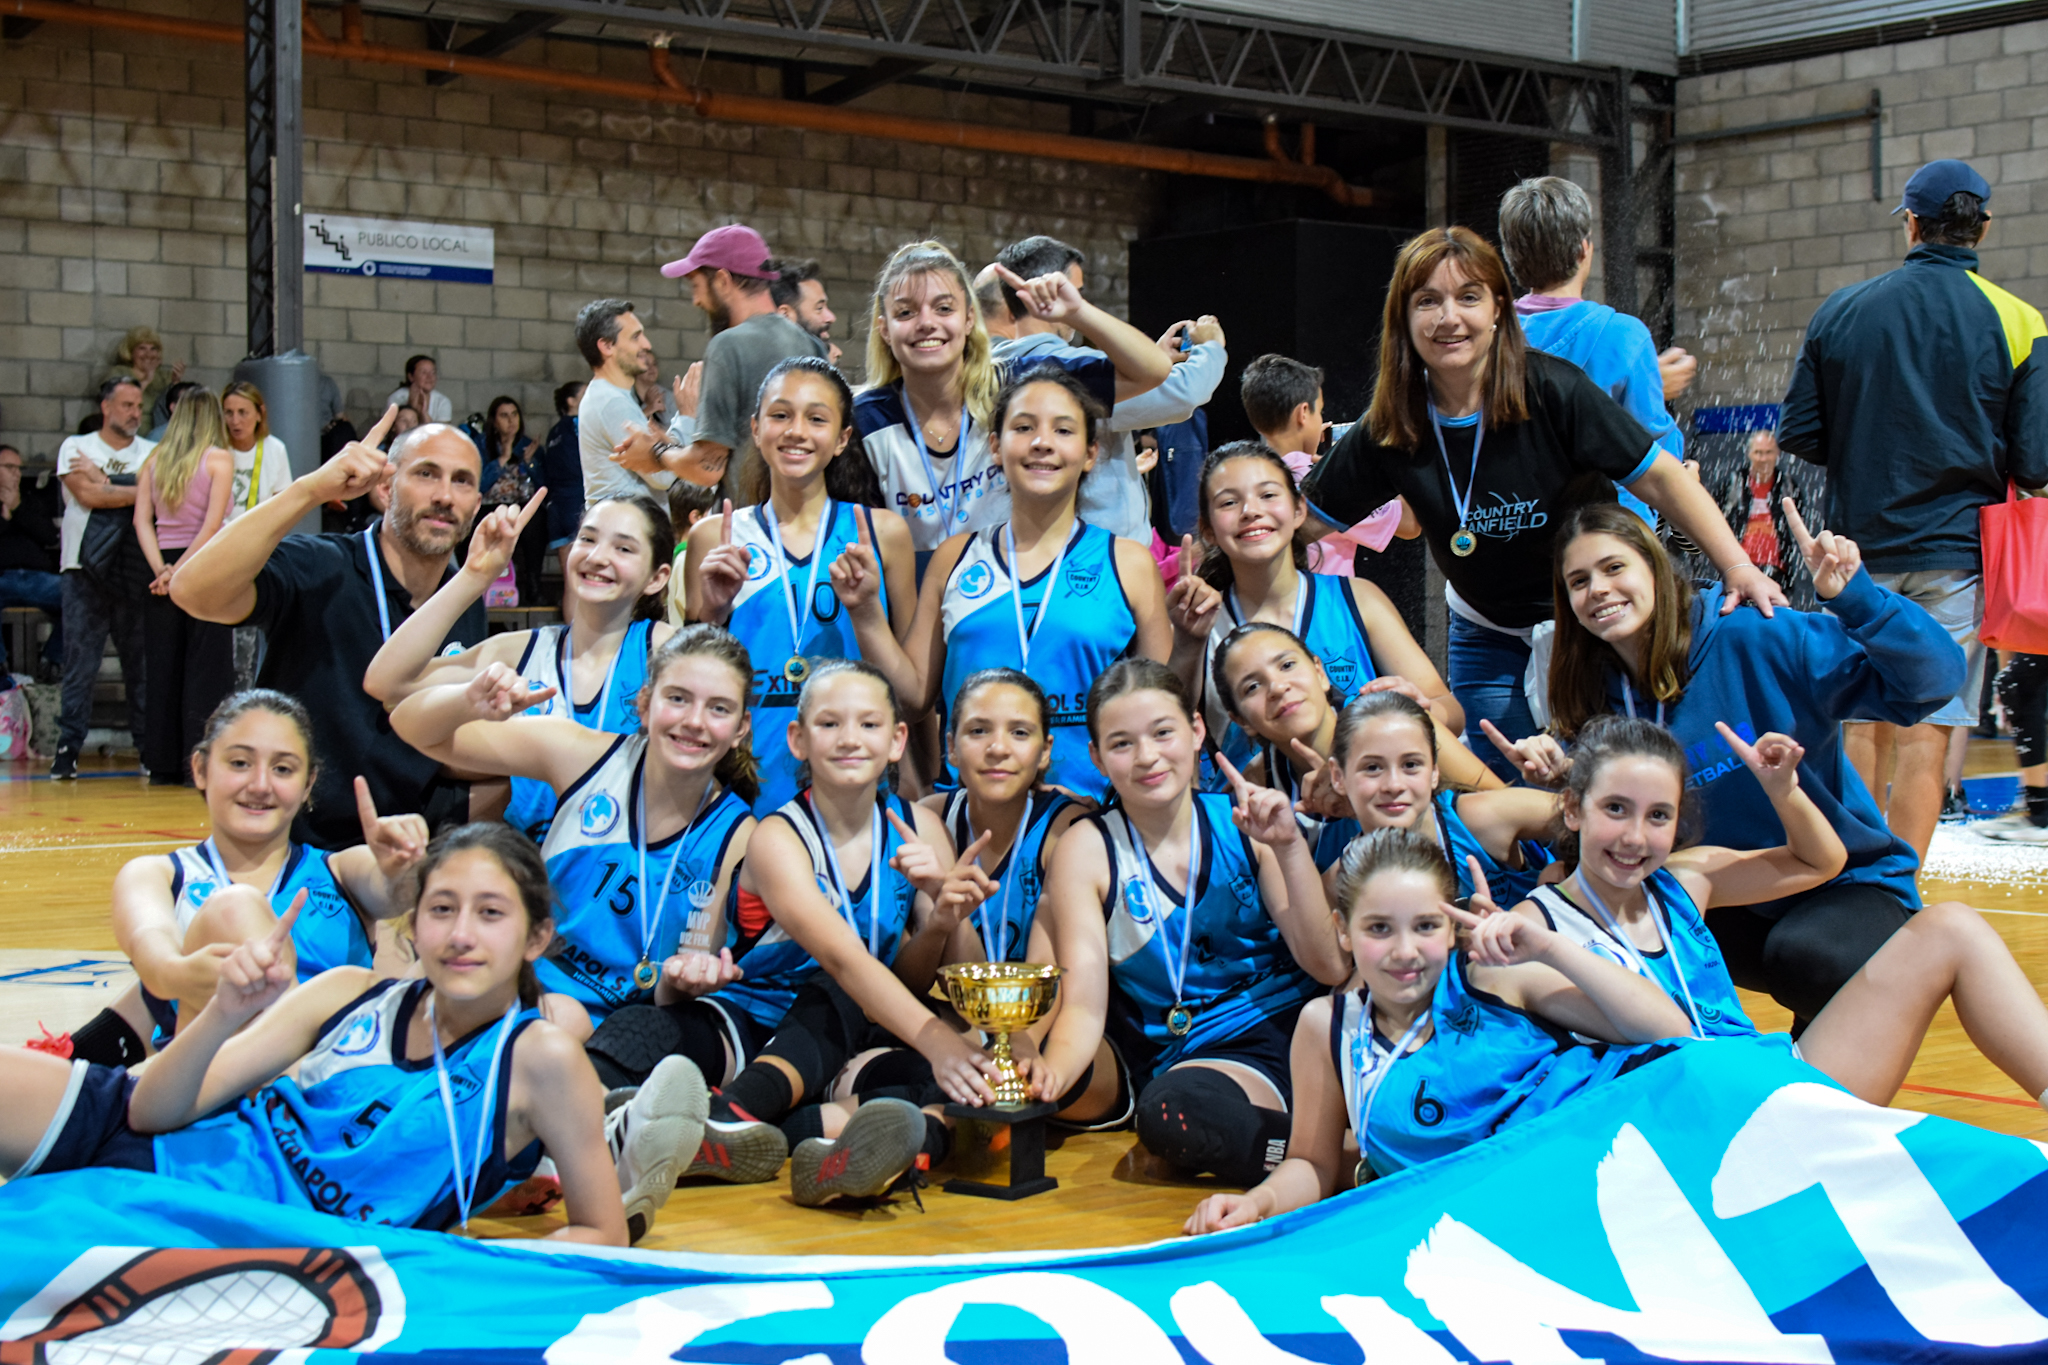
[579,791,622,838]
[745,544,772,581]
[958,560,994,598]
[1464,491,1548,541]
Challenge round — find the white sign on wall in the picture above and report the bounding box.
[304,213,494,283]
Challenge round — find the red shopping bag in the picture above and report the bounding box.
[1979,482,2048,653]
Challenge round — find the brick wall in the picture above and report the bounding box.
[0,3,1160,462]
[1673,20,2048,414]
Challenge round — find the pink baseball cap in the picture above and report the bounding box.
[661,224,775,280]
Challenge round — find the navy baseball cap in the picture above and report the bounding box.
[1893,159,1992,217]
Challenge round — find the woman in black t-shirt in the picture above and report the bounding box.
[1300,227,1784,779]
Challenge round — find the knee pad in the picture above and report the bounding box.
[850,1048,936,1098]
[1136,1067,1289,1186]
[586,1004,727,1089]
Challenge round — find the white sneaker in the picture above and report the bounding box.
[607,1056,708,1243]
[1975,812,2035,837]
[1985,820,2048,844]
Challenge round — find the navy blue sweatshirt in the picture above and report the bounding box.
[1779,243,2048,573]
[1599,571,1964,916]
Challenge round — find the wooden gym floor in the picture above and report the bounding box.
[1,743,2043,1257]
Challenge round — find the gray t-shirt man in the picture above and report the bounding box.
[583,375,674,503]
[677,312,826,491]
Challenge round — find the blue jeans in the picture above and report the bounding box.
[0,568,63,671]
[1448,613,1537,783]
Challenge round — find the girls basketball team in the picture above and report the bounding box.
[5,235,2045,1252]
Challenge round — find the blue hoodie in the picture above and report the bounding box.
[1598,570,1964,917]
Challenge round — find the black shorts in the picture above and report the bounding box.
[21,1061,156,1178]
[1105,993,1306,1108]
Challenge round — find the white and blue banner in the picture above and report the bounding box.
[4,1037,2046,1362]
[304,213,494,284]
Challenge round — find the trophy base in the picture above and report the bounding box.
[941,1100,1058,1201]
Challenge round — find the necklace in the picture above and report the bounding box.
[363,525,395,641]
[967,794,1031,965]
[906,402,971,526]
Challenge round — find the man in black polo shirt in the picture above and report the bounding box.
[172,409,485,849]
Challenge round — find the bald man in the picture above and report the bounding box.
[173,410,489,848]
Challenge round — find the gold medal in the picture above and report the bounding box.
[1450,526,1477,557]
[1166,1004,1194,1037]
[784,655,810,685]
[633,958,658,992]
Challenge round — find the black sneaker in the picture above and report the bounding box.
[1939,786,1969,824]
[48,747,77,780]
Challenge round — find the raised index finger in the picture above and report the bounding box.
[1780,498,1817,555]
[719,499,732,546]
[1714,720,1761,767]
[354,775,380,836]
[1465,855,1492,907]
[516,485,548,530]
[363,403,399,448]
[884,806,923,846]
[1213,749,1251,797]
[272,889,308,943]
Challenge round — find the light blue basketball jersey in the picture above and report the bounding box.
[538,733,753,1021]
[1531,869,1755,1039]
[1433,791,1556,907]
[153,978,542,1230]
[504,620,657,841]
[717,789,921,1029]
[726,502,890,816]
[1098,792,1321,1069]
[940,521,1135,802]
[942,790,1070,962]
[1200,573,1380,786]
[168,842,368,982]
[1359,951,1663,1178]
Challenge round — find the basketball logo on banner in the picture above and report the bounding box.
[0,1246,404,1364]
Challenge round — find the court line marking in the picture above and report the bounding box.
[1899,1082,2040,1111]
[1972,907,2048,919]
[0,838,188,854]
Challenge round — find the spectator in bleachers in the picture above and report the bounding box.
[385,355,453,424]
[0,444,63,678]
[541,379,586,555]
[477,396,546,606]
[102,327,184,431]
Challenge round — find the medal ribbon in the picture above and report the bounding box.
[1142,800,1203,1027]
[428,994,521,1230]
[363,525,394,642]
[558,624,626,731]
[1424,399,1486,547]
[1225,572,1307,636]
[634,756,720,989]
[1352,991,1432,1166]
[1005,523,1074,668]
[1570,868,1704,1039]
[760,500,834,669]
[200,838,288,904]
[907,404,972,530]
[1619,675,1667,728]
[965,794,1031,965]
[818,797,886,958]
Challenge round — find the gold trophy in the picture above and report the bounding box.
[934,961,1064,1199]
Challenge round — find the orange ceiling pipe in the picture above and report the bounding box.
[1263,115,1369,208]
[1,0,1373,206]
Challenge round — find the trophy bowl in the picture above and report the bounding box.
[936,961,1063,1109]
